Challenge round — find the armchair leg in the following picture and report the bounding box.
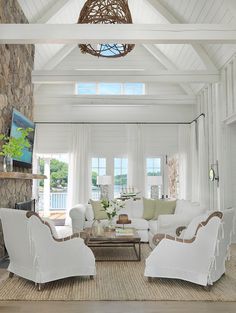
[203,285,212,292]
[148,277,153,282]
[90,275,94,280]
[9,272,14,278]
[37,283,44,291]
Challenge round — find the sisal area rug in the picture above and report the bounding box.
[0,244,236,301]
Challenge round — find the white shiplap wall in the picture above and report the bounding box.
[230,124,236,207]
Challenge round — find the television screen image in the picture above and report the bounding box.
[10,109,35,167]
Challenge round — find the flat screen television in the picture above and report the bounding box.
[10,109,35,168]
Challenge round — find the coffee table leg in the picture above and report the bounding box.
[133,242,141,261]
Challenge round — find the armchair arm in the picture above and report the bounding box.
[69,204,86,233]
[176,226,187,236]
[152,233,195,246]
[53,231,90,245]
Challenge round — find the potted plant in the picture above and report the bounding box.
[0,127,33,172]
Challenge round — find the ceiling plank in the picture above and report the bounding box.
[34,0,75,23]
[145,0,217,70]
[42,44,77,70]
[143,44,194,95]
[32,69,219,83]
[0,24,235,44]
[225,0,236,17]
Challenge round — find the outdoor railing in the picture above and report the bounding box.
[38,192,67,210]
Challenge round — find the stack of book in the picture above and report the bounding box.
[115,228,134,236]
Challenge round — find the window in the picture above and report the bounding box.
[76,83,96,95]
[146,158,162,198]
[114,158,128,198]
[99,83,122,95]
[76,82,145,95]
[91,157,106,200]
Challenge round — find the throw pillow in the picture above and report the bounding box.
[154,199,176,220]
[143,197,156,220]
[90,199,107,220]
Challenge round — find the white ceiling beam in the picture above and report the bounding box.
[143,44,194,95]
[34,0,75,24]
[145,0,217,70]
[32,70,219,83]
[35,94,196,106]
[0,24,236,44]
[42,44,77,70]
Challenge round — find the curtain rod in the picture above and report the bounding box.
[190,113,205,124]
[35,121,191,125]
[35,115,205,125]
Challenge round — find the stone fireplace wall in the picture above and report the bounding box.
[0,0,35,257]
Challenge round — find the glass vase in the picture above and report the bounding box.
[3,156,13,172]
[107,218,114,231]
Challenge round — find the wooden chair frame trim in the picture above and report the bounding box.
[153,211,223,246]
[26,211,89,244]
[176,225,187,236]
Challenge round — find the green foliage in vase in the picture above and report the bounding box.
[0,128,33,158]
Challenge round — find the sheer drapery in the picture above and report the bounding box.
[66,125,91,224]
[190,122,199,202]
[178,125,191,200]
[198,115,209,208]
[127,125,145,196]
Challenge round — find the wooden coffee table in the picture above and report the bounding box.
[84,227,141,261]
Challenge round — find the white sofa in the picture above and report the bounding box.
[69,199,207,246]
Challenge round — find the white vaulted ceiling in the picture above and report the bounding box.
[17,0,236,73]
[16,0,236,123]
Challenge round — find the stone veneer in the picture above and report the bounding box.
[0,0,35,257]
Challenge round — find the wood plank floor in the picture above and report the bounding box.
[0,301,236,313]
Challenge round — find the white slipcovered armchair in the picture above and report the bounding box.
[144,209,236,287]
[0,208,96,290]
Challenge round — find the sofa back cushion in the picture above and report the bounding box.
[175,200,206,217]
[143,198,156,220]
[154,199,176,220]
[90,200,107,220]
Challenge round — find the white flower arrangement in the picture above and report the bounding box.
[101,199,124,220]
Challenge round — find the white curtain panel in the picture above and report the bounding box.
[190,122,199,202]
[127,124,145,196]
[66,125,91,224]
[198,115,210,208]
[178,125,191,200]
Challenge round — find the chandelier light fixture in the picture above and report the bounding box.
[77,0,135,58]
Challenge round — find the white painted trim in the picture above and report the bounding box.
[32,70,219,83]
[34,94,197,106]
[0,24,236,44]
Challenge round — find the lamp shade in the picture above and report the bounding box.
[97,175,112,185]
[147,176,163,186]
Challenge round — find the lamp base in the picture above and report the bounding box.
[100,185,109,200]
[150,185,159,199]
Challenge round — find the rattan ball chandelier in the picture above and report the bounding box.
[77,0,135,58]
